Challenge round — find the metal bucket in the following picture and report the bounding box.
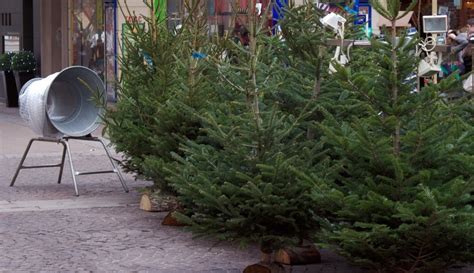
[19,66,105,137]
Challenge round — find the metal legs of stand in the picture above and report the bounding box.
[62,136,129,195]
[10,137,67,186]
[10,136,129,196]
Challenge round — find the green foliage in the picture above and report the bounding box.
[11,51,36,72]
[103,0,474,270]
[0,52,15,71]
[278,3,368,131]
[167,111,329,250]
[103,0,217,193]
[164,3,331,252]
[315,1,474,271]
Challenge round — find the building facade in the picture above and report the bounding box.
[0,0,472,100]
[0,0,293,100]
[0,0,37,60]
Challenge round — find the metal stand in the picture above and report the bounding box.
[10,136,129,196]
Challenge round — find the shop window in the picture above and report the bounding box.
[1,13,12,26]
[3,35,20,52]
[70,0,117,100]
[70,0,105,79]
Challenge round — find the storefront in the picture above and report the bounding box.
[0,0,36,57]
[36,0,474,101]
[410,0,473,30]
[34,0,305,101]
[34,0,116,99]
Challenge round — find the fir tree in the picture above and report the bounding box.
[278,3,369,139]
[165,0,329,255]
[104,0,215,193]
[313,0,474,271]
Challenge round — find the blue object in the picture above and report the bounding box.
[344,6,358,15]
[192,52,207,59]
[354,0,360,10]
[141,51,154,67]
[407,27,417,36]
[344,0,359,14]
[355,3,372,37]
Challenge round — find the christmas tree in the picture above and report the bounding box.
[165,0,330,257]
[104,0,215,194]
[314,0,474,271]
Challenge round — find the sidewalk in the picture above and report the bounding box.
[0,105,262,272]
[0,104,472,272]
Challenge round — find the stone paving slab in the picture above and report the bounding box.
[0,195,138,213]
[0,154,369,273]
[2,156,473,272]
[0,154,143,201]
[0,205,371,273]
[0,207,259,273]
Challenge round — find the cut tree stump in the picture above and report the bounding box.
[274,245,321,265]
[243,263,285,273]
[161,211,187,226]
[139,193,179,212]
[139,194,159,212]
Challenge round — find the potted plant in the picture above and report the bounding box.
[0,52,19,107]
[11,50,37,94]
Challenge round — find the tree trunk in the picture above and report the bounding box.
[243,263,285,273]
[391,19,400,156]
[161,211,187,226]
[274,245,321,265]
[139,194,159,212]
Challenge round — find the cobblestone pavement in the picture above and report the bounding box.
[0,154,369,273]
[0,107,473,273]
[0,154,257,273]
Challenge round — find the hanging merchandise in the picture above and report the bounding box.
[321,12,349,73]
[329,46,349,73]
[416,36,441,77]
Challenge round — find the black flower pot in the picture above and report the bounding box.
[0,70,19,107]
[13,71,36,96]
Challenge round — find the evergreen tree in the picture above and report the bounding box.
[104,0,215,193]
[165,0,330,254]
[313,0,474,271]
[278,2,369,139]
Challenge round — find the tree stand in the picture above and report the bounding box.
[10,136,129,196]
